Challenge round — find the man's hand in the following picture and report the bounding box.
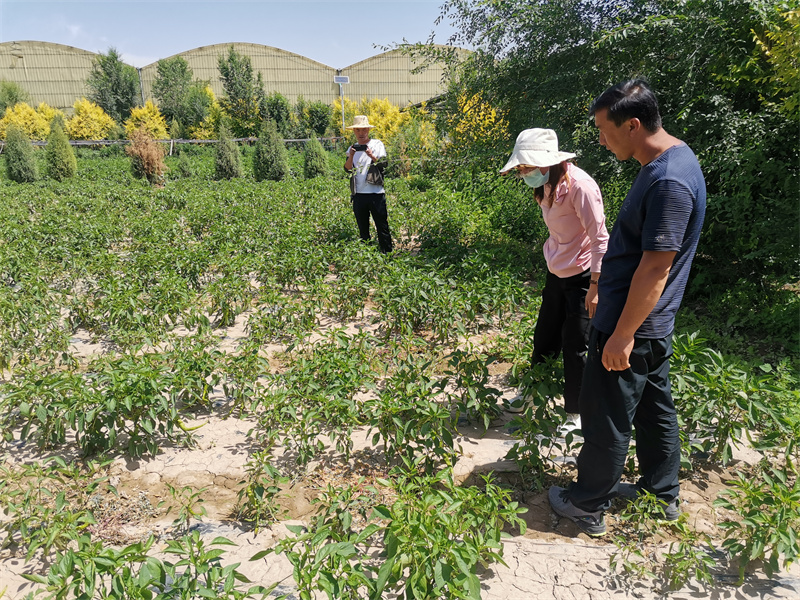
[602,331,634,371]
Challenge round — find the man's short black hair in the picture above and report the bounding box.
[589,79,662,132]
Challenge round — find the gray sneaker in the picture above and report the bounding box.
[617,483,681,522]
[548,486,606,536]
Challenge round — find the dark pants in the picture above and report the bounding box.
[352,193,392,253]
[569,327,680,512]
[532,269,591,413]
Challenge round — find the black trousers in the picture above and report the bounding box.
[569,327,680,512]
[352,193,393,253]
[531,269,591,413]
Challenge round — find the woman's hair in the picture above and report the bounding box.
[534,161,567,208]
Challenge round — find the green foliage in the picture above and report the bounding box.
[24,532,277,600]
[0,457,104,561]
[262,465,526,600]
[0,79,30,114]
[152,55,211,131]
[366,351,459,474]
[217,45,264,137]
[253,118,289,181]
[86,47,139,123]
[293,96,334,137]
[426,0,799,348]
[235,449,288,532]
[714,463,800,583]
[261,91,292,136]
[504,359,582,490]
[0,155,796,594]
[44,117,77,181]
[446,347,503,429]
[610,491,717,592]
[164,483,208,533]
[4,123,38,182]
[671,332,797,467]
[303,135,328,178]
[215,122,243,179]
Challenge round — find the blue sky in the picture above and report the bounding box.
[1,0,459,68]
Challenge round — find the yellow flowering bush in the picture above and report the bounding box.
[66,98,116,140]
[334,97,410,146]
[36,103,66,128]
[0,102,50,140]
[450,92,507,148]
[188,86,222,140]
[125,100,168,140]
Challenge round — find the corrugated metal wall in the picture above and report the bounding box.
[0,40,462,115]
[0,41,97,113]
[140,43,338,104]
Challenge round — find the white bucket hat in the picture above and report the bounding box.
[500,128,576,173]
[345,115,375,129]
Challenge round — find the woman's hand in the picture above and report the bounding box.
[585,284,598,318]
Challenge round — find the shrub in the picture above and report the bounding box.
[214,123,242,180]
[303,135,328,178]
[253,119,288,181]
[125,100,168,140]
[187,86,222,140]
[0,102,50,140]
[4,123,38,183]
[125,126,167,185]
[36,103,67,128]
[45,117,77,181]
[261,91,292,136]
[0,80,30,114]
[66,98,116,140]
[293,96,334,137]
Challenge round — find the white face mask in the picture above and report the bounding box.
[522,168,550,188]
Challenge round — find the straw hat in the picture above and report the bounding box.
[345,115,375,129]
[500,128,576,173]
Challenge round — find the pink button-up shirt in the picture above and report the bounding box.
[540,163,608,278]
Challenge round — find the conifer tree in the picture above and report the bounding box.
[5,123,38,183]
[214,123,242,180]
[253,119,288,182]
[303,135,328,179]
[45,117,77,181]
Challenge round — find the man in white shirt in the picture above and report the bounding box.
[344,115,392,253]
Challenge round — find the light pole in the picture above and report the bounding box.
[333,74,349,135]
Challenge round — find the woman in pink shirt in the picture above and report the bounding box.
[501,129,609,421]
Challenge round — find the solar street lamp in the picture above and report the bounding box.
[334,75,349,134]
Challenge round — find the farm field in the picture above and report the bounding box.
[0,152,798,599]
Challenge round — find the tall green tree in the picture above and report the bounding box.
[152,56,211,135]
[217,46,263,137]
[86,47,140,123]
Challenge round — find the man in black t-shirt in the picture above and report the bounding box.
[548,80,706,537]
